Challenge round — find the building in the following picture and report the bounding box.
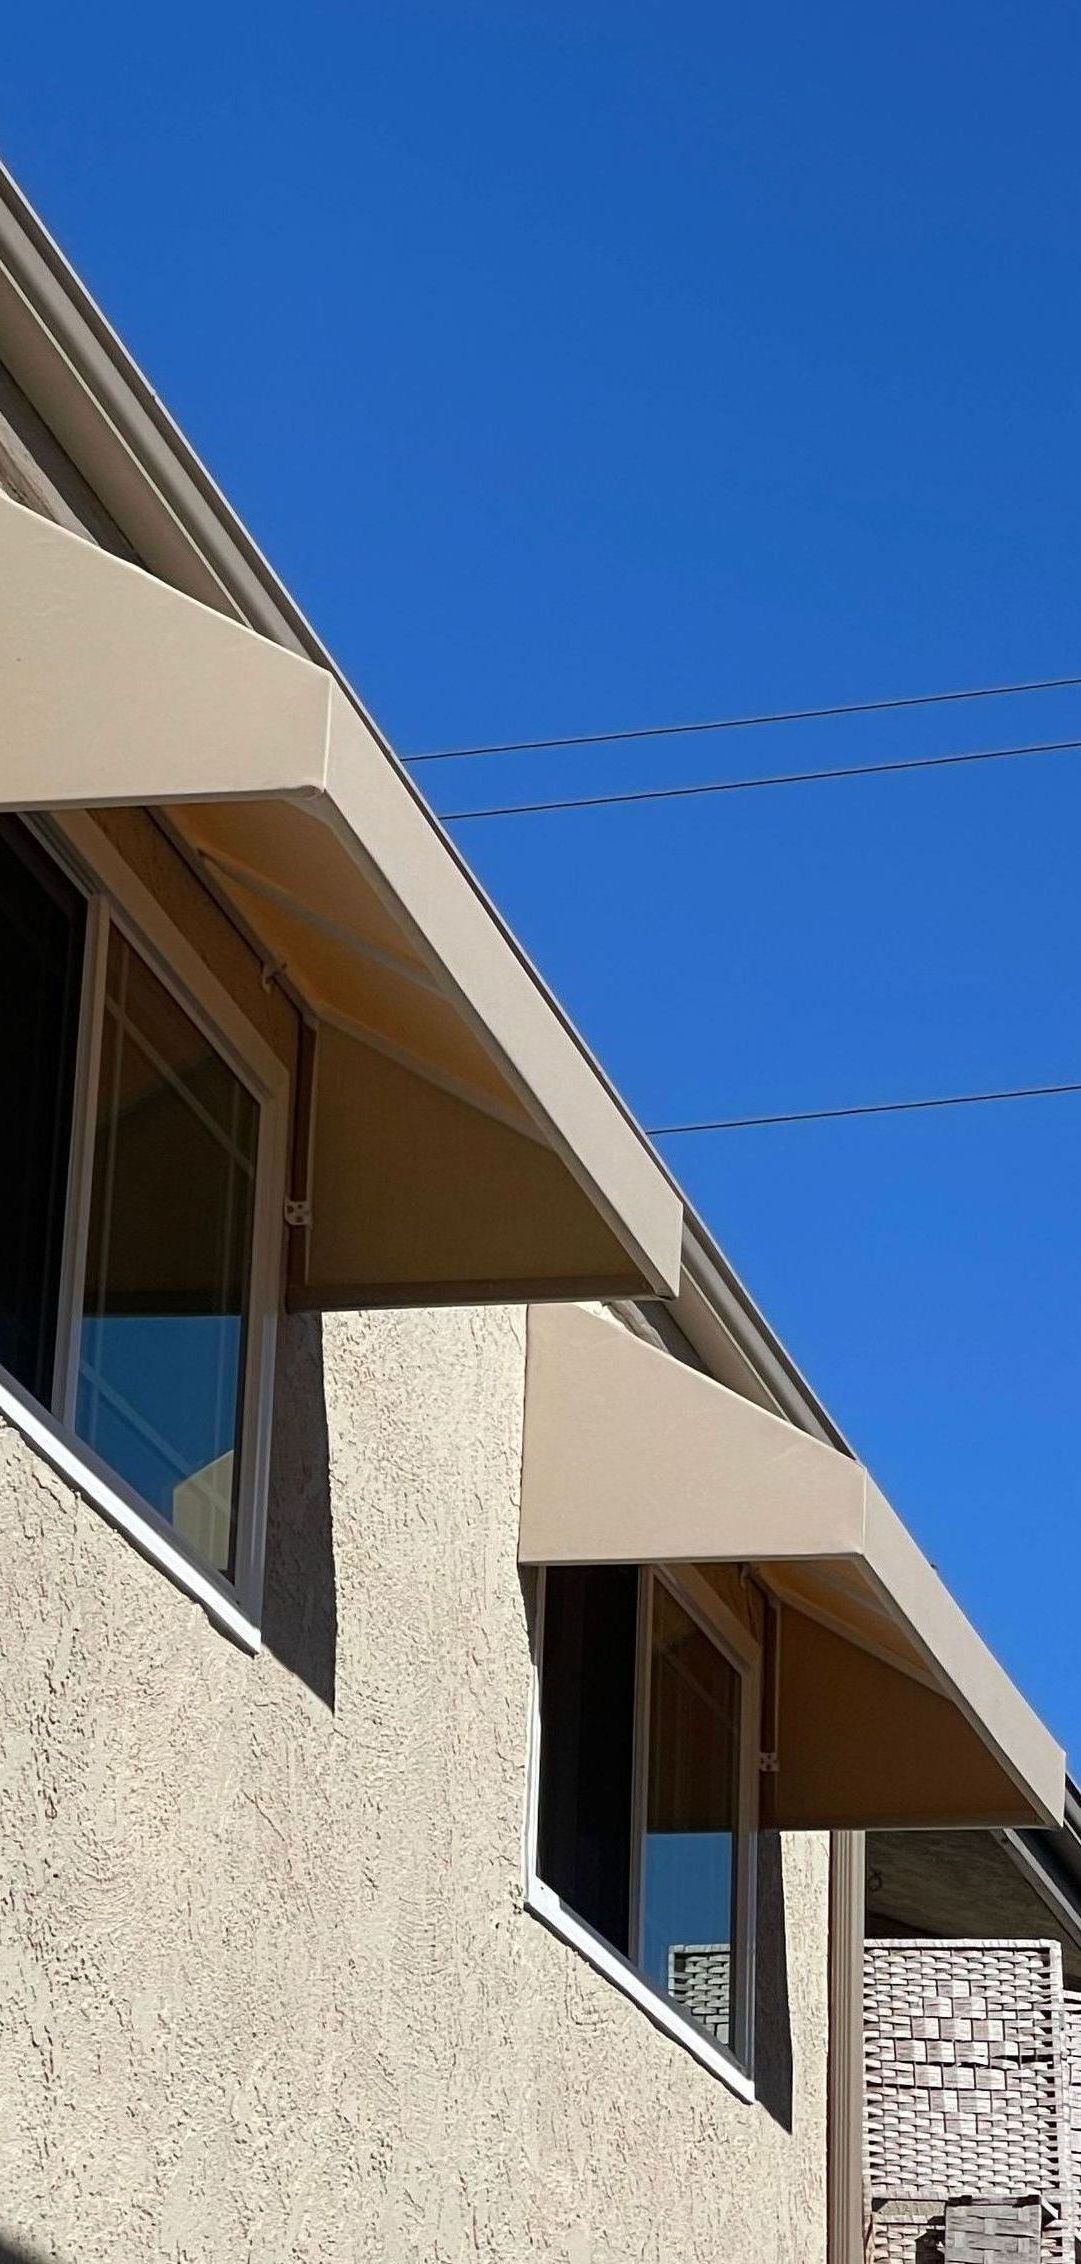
[862,1787,1081,2259]
[0,159,1065,2263]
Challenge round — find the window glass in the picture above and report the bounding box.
[535,1564,749,2065]
[642,1579,741,2049]
[75,928,259,1576]
[0,819,85,1402]
[536,1564,639,1956]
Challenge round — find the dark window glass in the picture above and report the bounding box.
[0,819,85,1401]
[75,929,259,1577]
[537,1567,747,2063]
[537,1564,639,1956]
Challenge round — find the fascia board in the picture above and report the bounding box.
[676,1212,853,1450]
[0,162,296,629]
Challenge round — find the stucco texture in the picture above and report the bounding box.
[1,1304,829,2263]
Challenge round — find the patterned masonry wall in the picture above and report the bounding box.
[864,1940,1074,2263]
[943,2197,1046,2261]
[1063,1992,1081,2237]
[667,1945,732,2044]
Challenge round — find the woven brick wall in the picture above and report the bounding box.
[943,2195,1044,2261]
[667,1944,732,2043]
[1062,1991,1081,2242]
[864,1940,1073,2263]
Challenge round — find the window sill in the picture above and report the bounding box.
[525,1876,756,2102]
[0,1363,262,1652]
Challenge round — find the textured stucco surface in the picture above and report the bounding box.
[2,1304,829,2262]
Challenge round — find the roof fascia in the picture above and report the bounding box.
[676,1212,852,1447]
[1002,1828,1081,1959]
[0,164,331,643]
[1007,1775,1081,1938]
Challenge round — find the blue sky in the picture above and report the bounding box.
[3,0,1079,1744]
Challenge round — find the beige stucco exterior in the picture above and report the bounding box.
[1,1304,829,2263]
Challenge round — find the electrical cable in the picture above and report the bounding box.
[406,670,1081,767]
[647,1079,1081,1135]
[435,732,1081,822]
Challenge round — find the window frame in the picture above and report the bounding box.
[0,809,289,1645]
[525,1558,761,2098]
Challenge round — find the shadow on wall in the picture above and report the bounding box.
[754,1831,794,2133]
[260,1311,338,1712]
[0,2239,66,2263]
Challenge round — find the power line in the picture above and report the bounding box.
[406,670,1081,767]
[437,732,1081,822]
[648,1079,1081,1135]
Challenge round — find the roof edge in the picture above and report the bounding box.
[677,1209,852,1449]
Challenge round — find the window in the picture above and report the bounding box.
[530,1562,758,2087]
[0,815,285,1633]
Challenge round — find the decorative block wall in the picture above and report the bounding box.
[1063,1993,1081,2225]
[667,1943,731,2042]
[943,2194,1045,2260]
[864,1940,1073,2263]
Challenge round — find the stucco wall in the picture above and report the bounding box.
[2,1304,829,2263]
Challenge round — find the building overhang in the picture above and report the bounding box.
[519,1305,1064,1832]
[0,495,682,1307]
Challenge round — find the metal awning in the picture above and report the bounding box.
[519,1305,1064,1831]
[0,496,682,1307]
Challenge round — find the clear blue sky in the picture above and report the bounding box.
[4,0,1078,1747]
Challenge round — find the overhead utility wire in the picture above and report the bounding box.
[648,1079,1081,1136]
[406,670,1081,766]
[437,732,1081,822]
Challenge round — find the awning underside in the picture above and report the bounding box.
[171,796,660,1305]
[519,1306,1065,1832]
[0,495,683,1306]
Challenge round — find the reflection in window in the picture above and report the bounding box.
[641,1578,741,2050]
[75,929,258,1576]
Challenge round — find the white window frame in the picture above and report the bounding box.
[0,809,288,1648]
[525,1558,761,2100]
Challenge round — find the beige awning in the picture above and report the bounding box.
[519,1306,1064,1831]
[0,496,682,1306]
